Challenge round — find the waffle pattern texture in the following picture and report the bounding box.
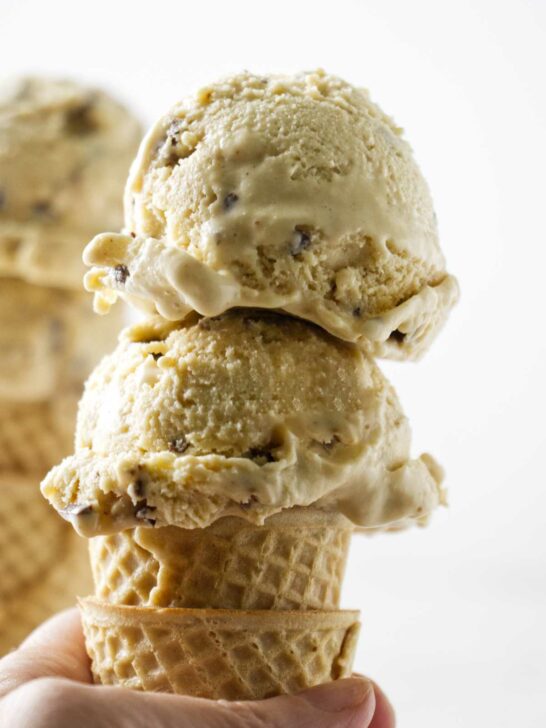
[89,510,353,610]
[0,524,92,654]
[80,598,360,699]
[0,398,75,476]
[0,475,66,603]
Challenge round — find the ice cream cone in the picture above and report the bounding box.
[80,597,360,700]
[0,474,67,604]
[83,508,358,698]
[0,522,92,654]
[0,398,76,476]
[89,509,353,611]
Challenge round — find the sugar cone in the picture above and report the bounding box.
[80,598,360,700]
[89,508,353,611]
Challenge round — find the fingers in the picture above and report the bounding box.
[1,676,376,728]
[369,681,396,728]
[102,676,376,728]
[0,608,91,699]
[0,618,388,728]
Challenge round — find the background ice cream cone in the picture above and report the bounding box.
[0,475,67,604]
[0,285,125,653]
[80,598,360,700]
[0,398,76,476]
[89,509,353,611]
[0,510,92,654]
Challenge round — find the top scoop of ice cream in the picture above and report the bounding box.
[41,310,444,536]
[0,77,141,289]
[84,69,458,360]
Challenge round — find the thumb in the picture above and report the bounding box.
[113,675,377,728]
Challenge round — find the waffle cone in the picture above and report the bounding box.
[0,474,67,603]
[89,508,353,611]
[80,597,360,700]
[0,397,76,477]
[0,528,92,654]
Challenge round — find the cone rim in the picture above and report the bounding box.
[79,597,360,629]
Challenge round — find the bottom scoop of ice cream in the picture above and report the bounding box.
[41,311,444,536]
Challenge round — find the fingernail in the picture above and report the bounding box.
[299,677,374,713]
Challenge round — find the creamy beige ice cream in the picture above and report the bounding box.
[84,69,457,360]
[0,277,123,402]
[0,77,141,289]
[41,311,444,536]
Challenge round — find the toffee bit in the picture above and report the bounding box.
[389,329,406,343]
[223,192,239,211]
[322,435,340,452]
[289,226,311,255]
[169,436,190,454]
[130,232,136,238]
[113,264,130,284]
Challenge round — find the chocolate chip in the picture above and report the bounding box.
[166,119,183,142]
[289,226,311,255]
[113,264,130,284]
[133,478,146,498]
[130,232,136,238]
[240,494,259,510]
[389,330,406,343]
[322,435,340,452]
[169,436,189,454]
[62,504,93,517]
[352,306,362,317]
[135,499,157,525]
[243,446,276,464]
[32,200,53,218]
[223,193,239,211]
[151,352,163,361]
[65,101,97,135]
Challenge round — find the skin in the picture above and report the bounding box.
[0,610,395,728]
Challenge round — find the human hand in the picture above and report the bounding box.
[0,609,395,727]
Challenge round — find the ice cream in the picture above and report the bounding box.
[0,76,141,289]
[41,310,444,537]
[84,70,458,360]
[0,277,123,402]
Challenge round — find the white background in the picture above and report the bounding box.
[2,0,545,725]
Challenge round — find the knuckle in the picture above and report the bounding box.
[226,701,273,728]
